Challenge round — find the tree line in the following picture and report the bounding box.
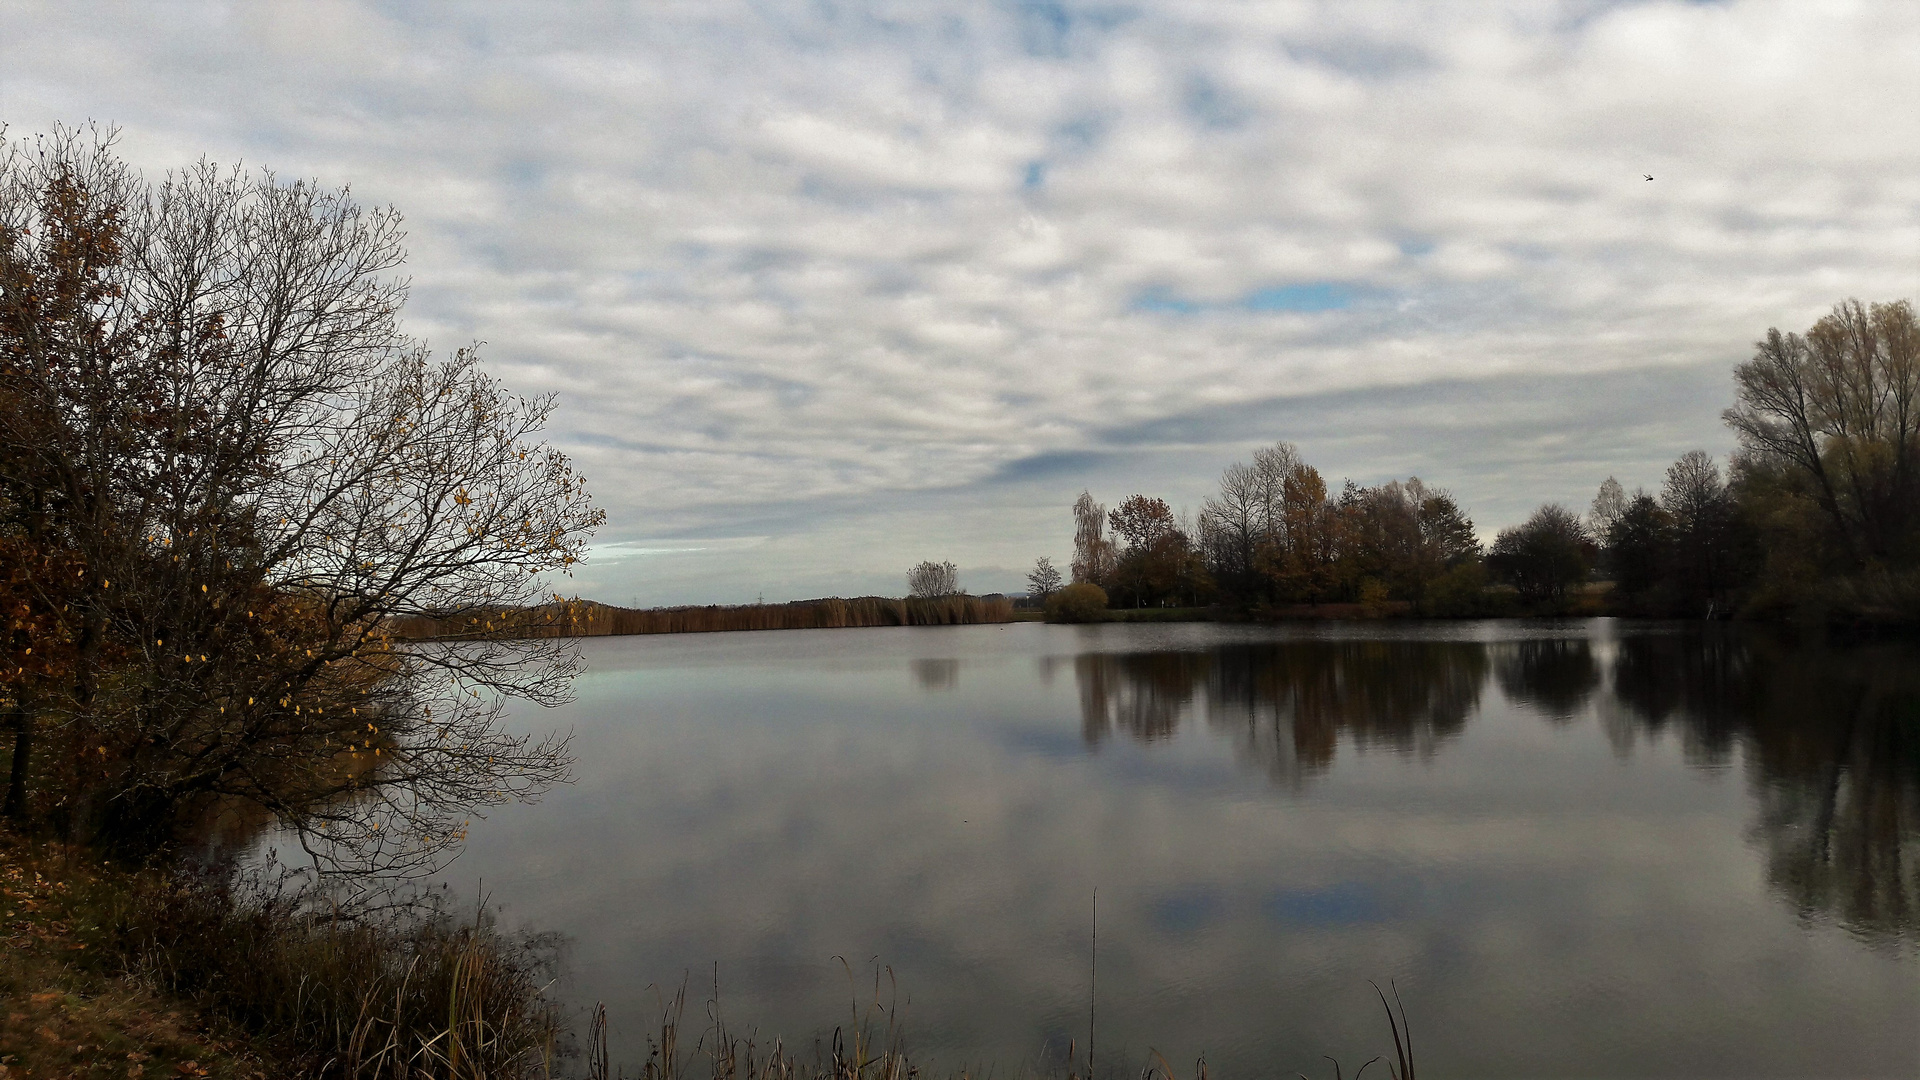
[1032,297,1920,625]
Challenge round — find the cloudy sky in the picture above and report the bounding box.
[5,1,1917,603]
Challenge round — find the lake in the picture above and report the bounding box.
[436,620,1919,1078]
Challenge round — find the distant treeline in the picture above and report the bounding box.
[391,594,1015,639]
[1039,298,1920,626]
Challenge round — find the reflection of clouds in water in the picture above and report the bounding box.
[1149,887,1227,935]
[442,624,1920,1076]
[911,658,960,692]
[1264,883,1387,928]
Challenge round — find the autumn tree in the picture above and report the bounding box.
[1337,478,1481,603]
[1725,298,1919,568]
[1103,494,1196,607]
[0,127,601,876]
[1254,460,1343,603]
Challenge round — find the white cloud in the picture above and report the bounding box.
[5,0,1918,603]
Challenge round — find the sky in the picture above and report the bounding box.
[4,0,1918,604]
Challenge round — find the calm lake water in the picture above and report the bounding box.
[439,620,1919,1078]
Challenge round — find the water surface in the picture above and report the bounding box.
[443,620,1919,1078]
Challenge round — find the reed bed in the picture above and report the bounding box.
[118,886,564,1079]
[4,831,563,1079]
[392,596,1014,641]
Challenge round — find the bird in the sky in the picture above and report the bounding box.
[1644,174,1654,181]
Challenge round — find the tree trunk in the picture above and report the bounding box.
[4,703,29,821]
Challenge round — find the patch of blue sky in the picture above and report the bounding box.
[1132,281,1370,316]
[500,158,545,191]
[1023,160,1046,189]
[1052,116,1106,154]
[1242,282,1357,312]
[1013,0,1073,56]
[1133,285,1202,314]
[1009,0,1136,57]
[1183,74,1252,130]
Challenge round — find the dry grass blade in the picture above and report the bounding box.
[1369,981,1414,1080]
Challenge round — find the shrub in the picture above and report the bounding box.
[100,865,562,1078]
[1045,583,1109,623]
[1421,562,1494,617]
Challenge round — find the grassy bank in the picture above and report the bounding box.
[393,595,1014,640]
[0,829,560,1079]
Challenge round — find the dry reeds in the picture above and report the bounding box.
[103,863,562,1078]
[392,596,1014,641]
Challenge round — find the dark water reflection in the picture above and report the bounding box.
[1073,627,1920,944]
[444,621,1917,1078]
[1077,641,1488,776]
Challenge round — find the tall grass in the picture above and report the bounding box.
[95,856,562,1077]
[392,596,1014,640]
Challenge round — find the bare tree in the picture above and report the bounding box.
[0,126,601,878]
[1725,298,1919,566]
[907,560,959,598]
[1589,477,1628,539]
[1661,451,1725,531]
[1660,450,1741,607]
[1201,460,1263,584]
[1026,556,1063,599]
[1200,442,1298,592]
[1250,442,1299,544]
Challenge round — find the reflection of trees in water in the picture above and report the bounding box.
[1074,642,1488,779]
[911,658,960,691]
[1076,652,1208,744]
[1493,639,1600,723]
[1069,629,1919,938]
[1610,630,1920,940]
[1211,642,1487,780]
[1605,631,1754,761]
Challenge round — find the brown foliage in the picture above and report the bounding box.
[0,127,596,877]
